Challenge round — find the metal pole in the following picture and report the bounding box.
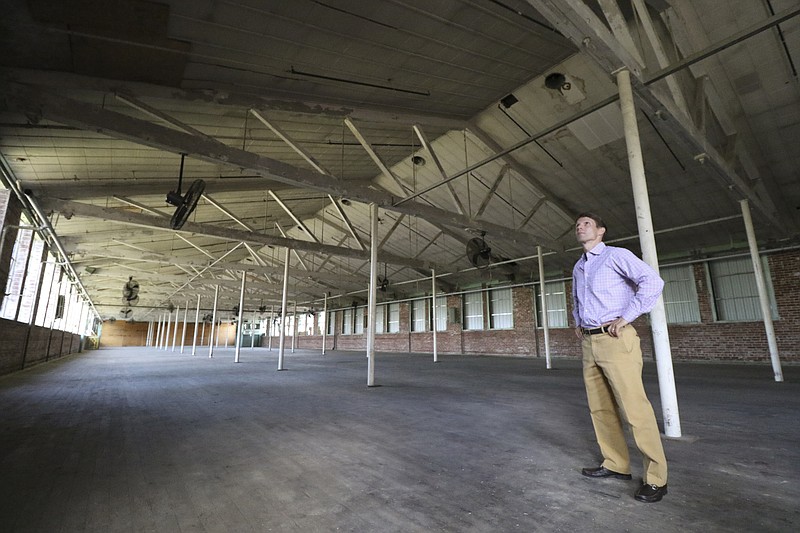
[171,304,180,352]
[268,304,274,351]
[200,321,206,347]
[180,300,189,353]
[740,199,783,382]
[537,246,552,369]
[291,300,297,353]
[431,268,438,363]
[164,310,172,351]
[191,294,200,355]
[322,293,328,355]
[209,285,219,358]
[617,68,681,438]
[145,320,152,347]
[250,309,257,349]
[278,247,290,370]
[235,271,246,363]
[366,203,378,386]
[156,313,163,349]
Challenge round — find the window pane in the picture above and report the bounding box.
[710,257,776,321]
[388,303,400,333]
[34,261,55,327]
[489,288,513,329]
[343,308,353,334]
[327,310,336,335]
[535,281,568,328]
[463,291,484,330]
[412,299,427,332]
[435,295,447,331]
[662,265,700,323]
[355,307,364,334]
[375,304,386,333]
[0,229,34,320]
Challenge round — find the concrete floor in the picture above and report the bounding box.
[0,347,798,533]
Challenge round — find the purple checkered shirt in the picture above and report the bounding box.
[572,242,664,328]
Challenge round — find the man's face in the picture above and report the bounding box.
[575,217,605,246]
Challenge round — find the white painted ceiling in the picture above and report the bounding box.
[0,0,798,320]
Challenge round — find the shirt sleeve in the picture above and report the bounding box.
[571,263,580,327]
[611,249,664,323]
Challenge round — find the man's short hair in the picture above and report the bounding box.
[575,212,606,229]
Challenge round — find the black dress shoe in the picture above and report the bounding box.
[581,466,632,480]
[635,483,668,503]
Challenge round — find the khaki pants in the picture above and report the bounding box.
[582,326,668,486]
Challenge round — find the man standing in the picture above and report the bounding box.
[571,213,668,503]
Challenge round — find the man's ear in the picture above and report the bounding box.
[598,226,606,239]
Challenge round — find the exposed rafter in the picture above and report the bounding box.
[1,83,562,250]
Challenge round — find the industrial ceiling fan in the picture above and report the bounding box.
[165,154,205,230]
[465,231,492,268]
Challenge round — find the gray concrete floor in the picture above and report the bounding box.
[0,347,798,533]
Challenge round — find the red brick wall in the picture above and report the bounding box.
[0,318,83,375]
[311,251,799,363]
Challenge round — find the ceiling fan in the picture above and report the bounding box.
[165,154,205,230]
[466,231,492,268]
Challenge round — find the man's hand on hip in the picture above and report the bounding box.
[603,317,629,338]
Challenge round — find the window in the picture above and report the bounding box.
[34,261,56,327]
[411,299,428,332]
[342,308,353,334]
[435,295,447,331]
[709,256,778,321]
[0,228,34,320]
[17,237,45,324]
[327,310,336,335]
[316,311,326,335]
[489,288,513,329]
[375,304,386,333]
[354,306,365,334]
[534,281,568,328]
[463,291,484,330]
[388,303,400,333]
[661,265,700,323]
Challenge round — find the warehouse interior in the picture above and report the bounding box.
[1,0,799,530]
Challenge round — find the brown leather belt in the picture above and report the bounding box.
[582,326,608,335]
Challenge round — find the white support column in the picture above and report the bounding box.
[200,321,206,347]
[431,269,438,363]
[209,285,219,358]
[617,68,682,438]
[191,294,200,355]
[146,320,152,347]
[156,313,163,349]
[278,247,290,370]
[163,310,172,351]
[291,300,297,353]
[268,305,274,351]
[171,304,180,352]
[537,246,552,369]
[366,203,378,386]
[740,199,783,382]
[234,271,246,363]
[321,293,328,355]
[180,300,189,353]
[250,309,257,349]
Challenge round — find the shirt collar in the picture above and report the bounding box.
[585,241,606,259]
